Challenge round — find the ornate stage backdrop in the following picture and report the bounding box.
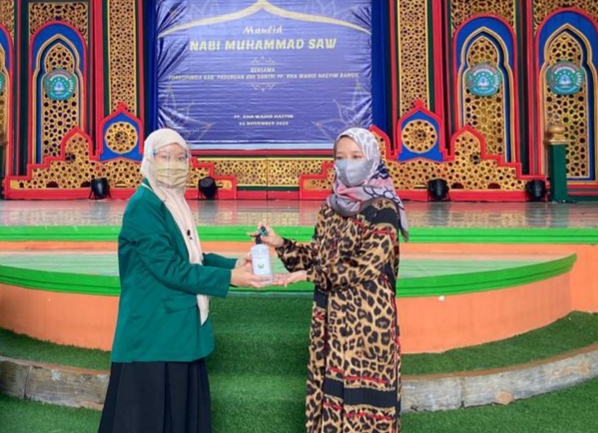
[0,1,597,200]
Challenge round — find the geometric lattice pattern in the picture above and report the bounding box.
[463,37,507,157]
[543,33,589,179]
[0,47,8,141]
[206,158,330,187]
[29,2,89,42]
[107,0,137,114]
[40,44,81,160]
[8,129,237,197]
[105,122,138,154]
[301,127,537,195]
[11,131,101,190]
[0,0,14,39]
[451,0,516,34]
[533,0,598,31]
[402,120,437,154]
[396,0,429,115]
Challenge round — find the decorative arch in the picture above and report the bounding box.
[0,23,13,185]
[454,15,520,163]
[29,22,87,164]
[536,10,598,189]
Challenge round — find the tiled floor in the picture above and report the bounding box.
[0,199,597,229]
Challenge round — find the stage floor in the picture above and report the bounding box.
[0,200,597,229]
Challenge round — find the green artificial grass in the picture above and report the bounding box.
[2,376,598,433]
[1,296,597,376]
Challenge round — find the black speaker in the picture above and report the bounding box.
[198,176,218,200]
[89,177,110,200]
[427,178,449,201]
[525,180,547,202]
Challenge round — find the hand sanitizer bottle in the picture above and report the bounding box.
[251,229,272,284]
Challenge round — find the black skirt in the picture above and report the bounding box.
[98,359,211,433]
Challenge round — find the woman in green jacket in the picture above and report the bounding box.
[98,129,265,433]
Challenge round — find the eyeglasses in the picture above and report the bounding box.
[153,150,191,163]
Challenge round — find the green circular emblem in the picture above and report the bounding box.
[43,69,76,101]
[466,63,502,97]
[0,73,5,95]
[547,62,584,95]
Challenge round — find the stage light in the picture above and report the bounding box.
[89,177,110,200]
[427,178,449,201]
[525,180,547,202]
[198,176,218,200]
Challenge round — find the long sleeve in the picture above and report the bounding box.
[203,253,238,270]
[120,197,230,298]
[308,205,400,292]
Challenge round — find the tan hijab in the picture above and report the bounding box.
[140,129,210,325]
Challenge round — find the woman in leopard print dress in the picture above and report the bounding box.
[254,128,408,433]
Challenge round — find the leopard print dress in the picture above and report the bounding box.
[276,199,402,433]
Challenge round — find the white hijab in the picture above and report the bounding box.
[140,128,210,325]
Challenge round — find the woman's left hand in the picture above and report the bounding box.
[235,253,252,271]
[271,271,307,287]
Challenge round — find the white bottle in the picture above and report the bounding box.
[251,236,272,284]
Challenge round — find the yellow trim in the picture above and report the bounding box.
[158,0,371,38]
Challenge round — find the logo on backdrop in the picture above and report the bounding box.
[466,63,502,97]
[43,69,76,101]
[547,61,584,95]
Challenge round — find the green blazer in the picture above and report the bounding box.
[111,183,236,362]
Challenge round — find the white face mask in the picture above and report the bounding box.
[334,159,375,187]
[155,161,189,188]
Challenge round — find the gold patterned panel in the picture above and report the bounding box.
[533,0,598,31]
[29,2,88,42]
[107,0,138,113]
[12,132,97,190]
[388,130,529,190]
[105,122,138,154]
[204,159,268,186]
[203,158,332,187]
[40,44,81,159]
[402,120,437,153]
[450,0,515,34]
[187,165,213,189]
[397,0,429,115]
[0,47,8,140]
[96,160,143,188]
[304,130,531,192]
[463,37,507,157]
[542,32,589,178]
[267,159,332,186]
[0,0,14,39]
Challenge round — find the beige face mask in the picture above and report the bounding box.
[155,161,189,188]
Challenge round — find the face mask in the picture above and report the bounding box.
[155,161,189,188]
[334,159,375,187]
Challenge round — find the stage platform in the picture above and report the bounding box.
[0,199,597,354]
[1,200,598,229]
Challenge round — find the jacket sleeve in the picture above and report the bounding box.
[202,253,238,270]
[122,197,231,298]
[308,205,399,292]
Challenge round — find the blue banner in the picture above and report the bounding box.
[155,0,372,151]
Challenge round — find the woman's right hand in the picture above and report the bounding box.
[230,268,269,288]
[248,222,284,248]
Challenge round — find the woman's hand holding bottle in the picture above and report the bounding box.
[248,223,284,248]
